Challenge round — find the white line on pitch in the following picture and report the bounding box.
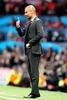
[0,93,22,97]
[0,96,21,100]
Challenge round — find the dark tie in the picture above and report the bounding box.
[26,21,32,42]
[27,21,32,33]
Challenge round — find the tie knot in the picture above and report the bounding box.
[30,21,32,24]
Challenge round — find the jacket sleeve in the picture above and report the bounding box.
[16,27,25,37]
[28,20,43,46]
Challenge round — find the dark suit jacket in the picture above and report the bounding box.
[16,17,43,55]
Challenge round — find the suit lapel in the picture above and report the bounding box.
[25,17,37,37]
[25,21,30,37]
[30,17,37,28]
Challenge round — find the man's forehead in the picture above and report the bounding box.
[25,7,31,11]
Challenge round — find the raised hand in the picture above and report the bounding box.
[16,17,20,27]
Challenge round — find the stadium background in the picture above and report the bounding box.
[0,0,67,92]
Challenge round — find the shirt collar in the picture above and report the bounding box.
[31,16,37,22]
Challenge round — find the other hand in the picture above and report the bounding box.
[26,43,31,48]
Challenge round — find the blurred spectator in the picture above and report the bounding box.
[44,30,52,41]
[6,65,22,86]
[41,1,48,15]
[46,46,53,61]
[46,70,58,91]
[0,32,5,41]
[10,18,16,26]
[7,31,15,41]
[52,31,65,42]
[44,18,52,27]
[52,17,64,28]
[56,0,67,15]
[46,1,58,15]
[5,1,15,14]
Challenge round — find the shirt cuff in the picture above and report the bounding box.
[16,25,20,28]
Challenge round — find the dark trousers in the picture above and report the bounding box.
[26,50,40,95]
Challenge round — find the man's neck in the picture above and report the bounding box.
[31,16,37,22]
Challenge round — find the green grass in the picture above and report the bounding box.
[0,86,67,100]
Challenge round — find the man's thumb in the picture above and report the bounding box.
[18,17,20,21]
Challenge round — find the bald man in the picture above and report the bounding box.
[16,5,44,98]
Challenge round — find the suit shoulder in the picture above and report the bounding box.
[35,17,42,24]
[35,18,43,25]
[36,17,41,21]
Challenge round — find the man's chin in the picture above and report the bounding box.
[27,17,31,20]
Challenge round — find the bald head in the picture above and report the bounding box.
[24,5,36,20]
[25,5,36,14]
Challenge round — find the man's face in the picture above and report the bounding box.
[24,8,32,20]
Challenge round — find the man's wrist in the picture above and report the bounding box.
[16,25,20,28]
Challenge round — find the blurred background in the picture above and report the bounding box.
[0,0,67,92]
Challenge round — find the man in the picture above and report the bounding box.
[16,5,44,98]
